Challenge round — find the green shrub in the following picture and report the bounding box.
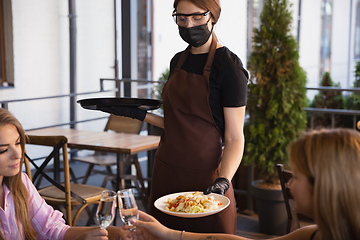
[344,61,360,110]
[343,61,360,127]
[309,72,344,128]
[243,0,307,184]
[153,68,169,114]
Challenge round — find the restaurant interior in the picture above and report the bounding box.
[0,0,360,239]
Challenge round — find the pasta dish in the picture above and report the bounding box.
[165,191,223,213]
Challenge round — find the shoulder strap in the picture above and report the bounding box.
[175,46,191,70]
[175,34,217,76]
[203,33,218,79]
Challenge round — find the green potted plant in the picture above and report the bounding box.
[153,68,169,115]
[146,68,169,141]
[344,61,360,127]
[148,68,169,136]
[310,72,344,128]
[243,0,307,235]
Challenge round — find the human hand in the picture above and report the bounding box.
[98,106,147,121]
[107,226,132,240]
[124,211,175,240]
[204,177,230,195]
[74,228,108,240]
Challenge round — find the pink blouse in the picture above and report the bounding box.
[0,172,70,240]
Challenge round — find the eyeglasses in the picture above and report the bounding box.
[172,11,210,27]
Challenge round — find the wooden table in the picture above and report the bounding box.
[26,127,160,190]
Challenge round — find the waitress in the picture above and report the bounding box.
[99,0,248,234]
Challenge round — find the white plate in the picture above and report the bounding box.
[154,191,230,218]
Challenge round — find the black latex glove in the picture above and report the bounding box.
[98,106,147,121]
[204,177,230,195]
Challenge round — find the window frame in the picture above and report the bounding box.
[355,0,360,59]
[247,0,264,57]
[0,0,6,86]
[319,0,333,78]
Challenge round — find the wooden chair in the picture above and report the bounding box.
[276,163,300,233]
[71,115,149,208]
[24,134,107,226]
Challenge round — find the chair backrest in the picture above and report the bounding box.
[277,163,300,233]
[25,135,70,187]
[104,114,143,134]
[24,135,73,224]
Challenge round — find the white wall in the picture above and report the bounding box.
[298,0,322,90]
[152,0,186,81]
[76,0,116,131]
[331,0,352,88]
[0,0,114,131]
[215,1,248,67]
[1,0,69,129]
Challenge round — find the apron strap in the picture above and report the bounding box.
[176,34,217,73]
[175,46,191,70]
[203,33,217,79]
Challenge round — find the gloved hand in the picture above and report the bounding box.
[204,177,230,195]
[98,106,147,121]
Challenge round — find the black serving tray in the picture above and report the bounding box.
[77,97,162,111]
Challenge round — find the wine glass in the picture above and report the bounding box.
[96,190,116,229]
[117,189,139,231]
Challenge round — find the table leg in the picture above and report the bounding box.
[115,153,125,226]
[116,153,126,190]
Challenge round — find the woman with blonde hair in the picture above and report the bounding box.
[126,128,360,240]
[288,128,360,240]
[0,108,129,240]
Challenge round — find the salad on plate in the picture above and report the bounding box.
[165,191,223,213]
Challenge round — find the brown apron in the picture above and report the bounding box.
[148,36,236,234]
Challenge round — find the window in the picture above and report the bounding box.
[137,0,152,98]
[121,0,152,98]
[0,0,6,86]
[355,0,360,59]
[0,0,14,88]
[247,0,264,57]
[319,0,333,78]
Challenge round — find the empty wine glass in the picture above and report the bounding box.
[117,189,139,231]
[96,190,116,229]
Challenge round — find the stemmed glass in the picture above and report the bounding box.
[117,189,139,231]
[96,190,117,229]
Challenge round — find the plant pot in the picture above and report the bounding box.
[251,179,287,236]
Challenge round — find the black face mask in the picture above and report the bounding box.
[178,23,213,48]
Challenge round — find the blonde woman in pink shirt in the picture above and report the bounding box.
[0,108,129,240]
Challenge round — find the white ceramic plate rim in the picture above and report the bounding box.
[154,191,230,218]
